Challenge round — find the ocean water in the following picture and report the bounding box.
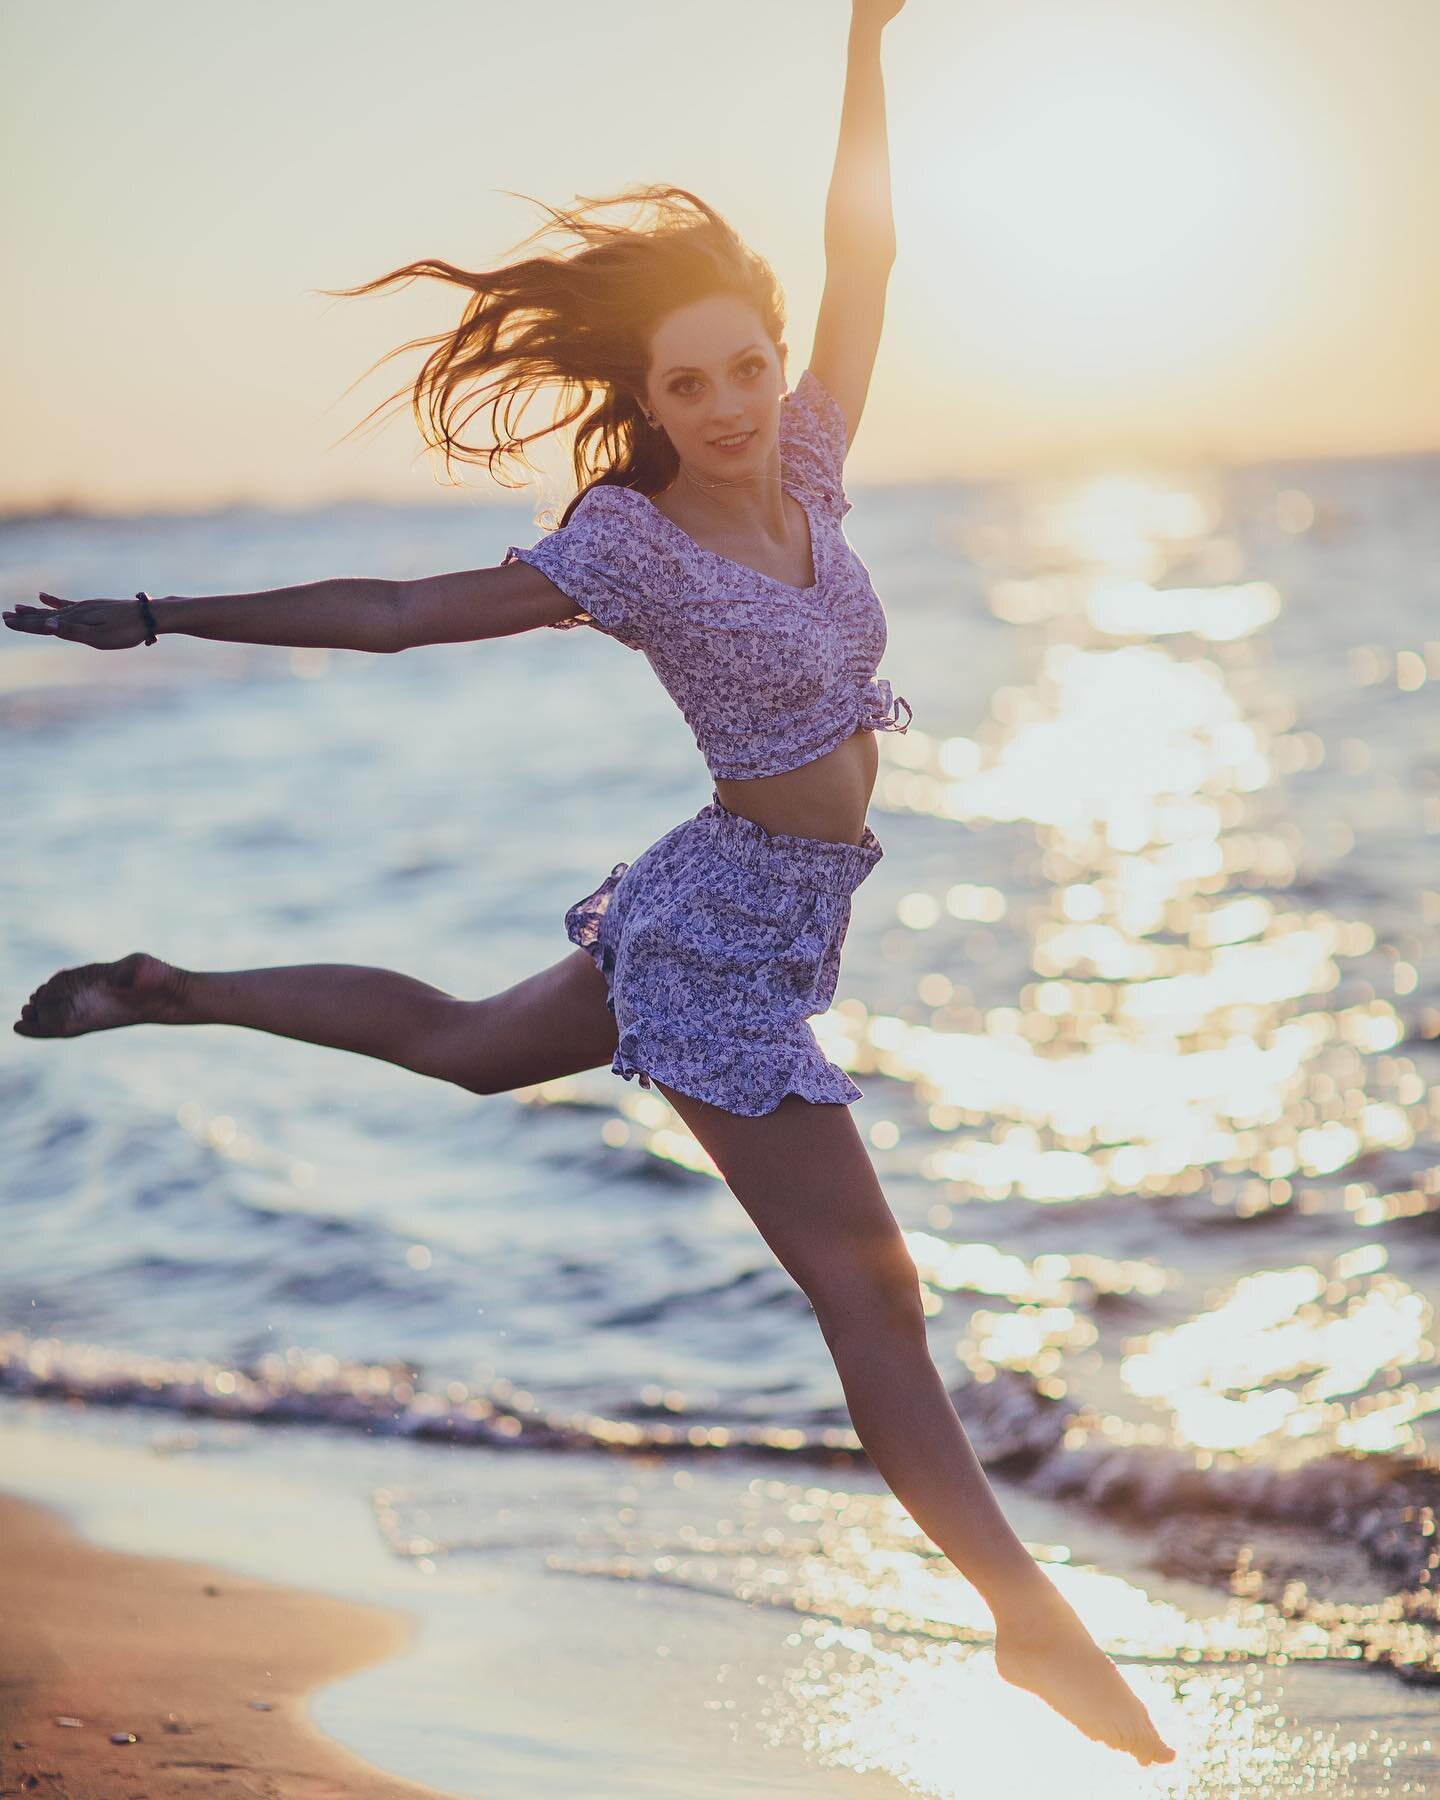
[2,458,1439,1783]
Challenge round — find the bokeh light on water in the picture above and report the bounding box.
[530,1464,1434,1795]
[4,451,1438,1790]
[545,463,1440,1774]
[604,467,1438,1480]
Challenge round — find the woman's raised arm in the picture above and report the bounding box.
[3,561,579,654]
[808,0,907,452]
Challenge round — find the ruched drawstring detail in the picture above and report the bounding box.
[859,676,913,735]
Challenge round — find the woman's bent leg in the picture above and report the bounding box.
[649,1079,1176,1768]
[14,947,619,1092]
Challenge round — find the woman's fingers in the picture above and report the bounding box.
[4,596,75,631]
[4,595,145,650]
[4,605,71,632]
[4,597,99,640]
[2,607,57,633]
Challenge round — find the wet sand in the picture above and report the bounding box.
[2,1409,1435,1797]
[0,1492,455,1800]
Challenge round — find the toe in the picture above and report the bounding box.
[1130,1718,1174,1765]
[1121,1730,1151,1764]
[1130,1704,1174,1763]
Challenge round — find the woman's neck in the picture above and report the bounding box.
[659,446,790,542]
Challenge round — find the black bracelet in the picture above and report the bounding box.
[135,590,159,646]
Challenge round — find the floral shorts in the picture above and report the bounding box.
[564,792,884,1116]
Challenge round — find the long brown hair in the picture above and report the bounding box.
[318,184,786,526]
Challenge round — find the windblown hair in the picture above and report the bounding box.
[319,185,786,526]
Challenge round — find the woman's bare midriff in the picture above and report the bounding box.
[712,727,878,847]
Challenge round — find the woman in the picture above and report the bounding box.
[6,0,1174,1767]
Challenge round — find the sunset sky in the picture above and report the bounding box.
[4,0,1437,513]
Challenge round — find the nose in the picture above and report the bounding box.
[709,388,748,428]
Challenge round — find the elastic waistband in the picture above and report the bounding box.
[697,793,883,895]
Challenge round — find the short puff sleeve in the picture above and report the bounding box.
[778,368,852,521]
[502,486,657,653]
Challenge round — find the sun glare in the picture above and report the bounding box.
[904,16,1309,379]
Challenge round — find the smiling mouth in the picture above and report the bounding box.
[709,431,755,449]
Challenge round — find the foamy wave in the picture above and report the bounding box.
[3,1325,1436,1636]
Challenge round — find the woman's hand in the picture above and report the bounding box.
[2,593,150,651]
[852,0,907,27]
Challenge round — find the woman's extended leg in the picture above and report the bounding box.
[648,1079,1177,1769]
[12,948,619,1091]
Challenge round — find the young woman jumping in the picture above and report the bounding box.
[6,0,1174,1767]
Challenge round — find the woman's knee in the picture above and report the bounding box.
[438,955,620,1093]
[806,1246,929,1348]
[407,996,499,1090]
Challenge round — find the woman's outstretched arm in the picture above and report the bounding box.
[152,579,404,651]
[808,0,906,450]
[3,561,578,654]
[4,579,404,653]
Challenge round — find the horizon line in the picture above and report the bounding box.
[4,439,1438,528]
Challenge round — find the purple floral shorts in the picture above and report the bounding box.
[565,793,884,1116]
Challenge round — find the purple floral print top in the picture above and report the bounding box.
[502,368,913,781]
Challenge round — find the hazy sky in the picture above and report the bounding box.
[4,0,1438,512]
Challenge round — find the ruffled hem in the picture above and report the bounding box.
[564,849,866,1116]
[564,861,629,1013]
[610,1025,864,1116]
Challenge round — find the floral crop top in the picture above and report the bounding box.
[502,367,912,782]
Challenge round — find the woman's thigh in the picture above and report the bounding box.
[650,1083,919,1313]
[434,948,619,1093]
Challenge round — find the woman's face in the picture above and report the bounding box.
[642,295,787,476]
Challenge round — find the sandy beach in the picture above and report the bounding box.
[0,1411,923,1798]
[0,1491,453,1800]
[2,1403,1437,1797]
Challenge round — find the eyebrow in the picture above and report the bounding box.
[661,344,764,380]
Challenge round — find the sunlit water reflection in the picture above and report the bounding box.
[3,456,1438,1787]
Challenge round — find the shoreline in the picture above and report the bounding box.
[0,1491,455,1800]
[3,1403,1436,1796]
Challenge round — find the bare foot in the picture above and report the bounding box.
[13,951,192,1038]
[994,1578,1177,1767]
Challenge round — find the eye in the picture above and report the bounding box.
[668,358,766,397]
